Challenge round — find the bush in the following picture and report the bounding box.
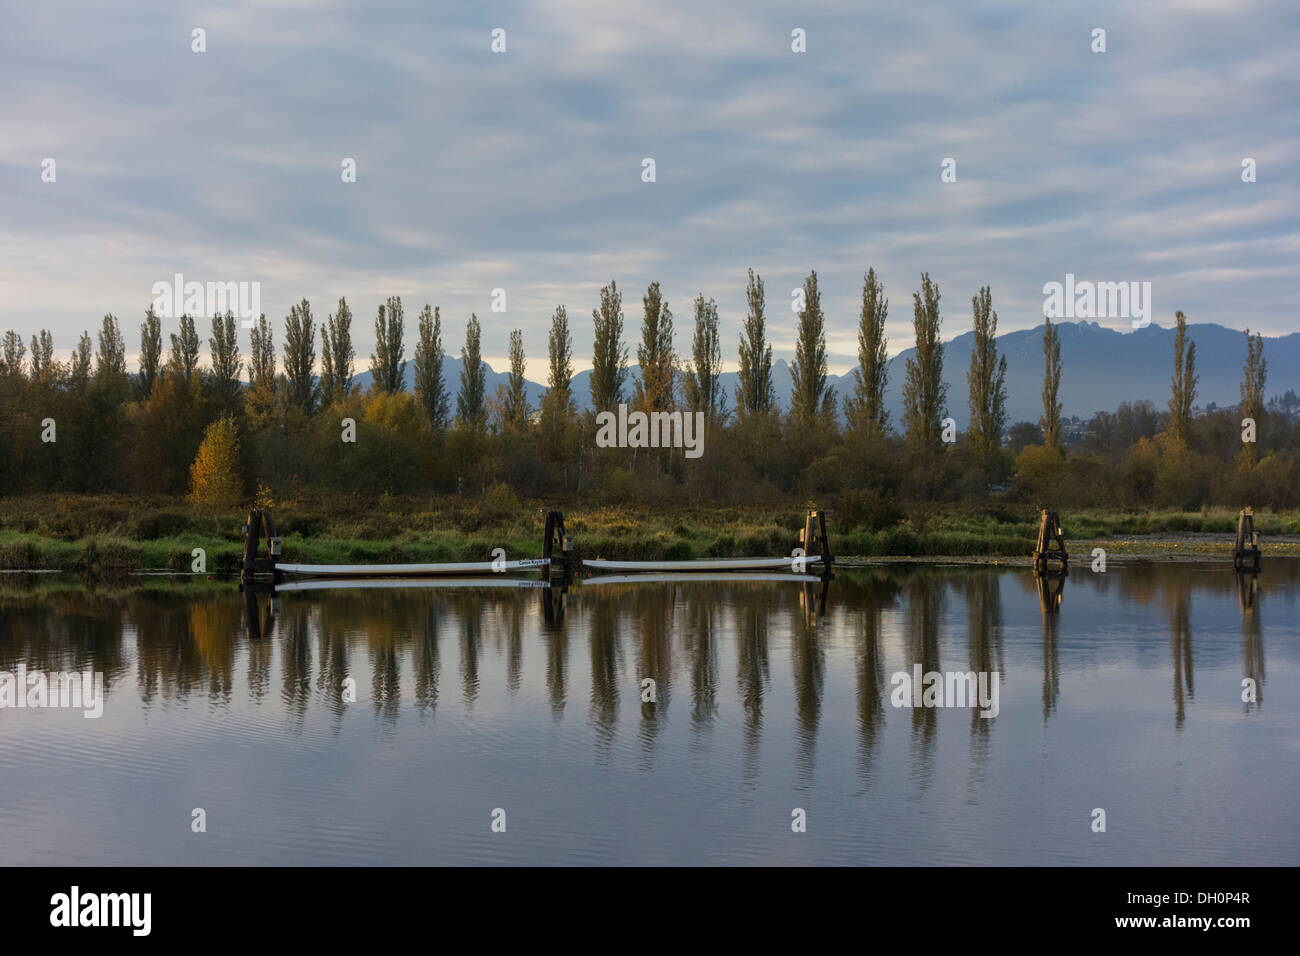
[1015,444,1067,506]
[0,540,40,569]
[838,488,902,531]
[189,416,244,509]
[279,511,327,538]
[663,539,694,560]
[706,534,736,557]
[131,509,191,539]
[72,539,141,576]
[480,481,520,524]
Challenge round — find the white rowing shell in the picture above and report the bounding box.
[274,576,554,592]
[277,557,551,577]
[582,556,823,573]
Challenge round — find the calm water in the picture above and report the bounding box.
[1,561,1296,866]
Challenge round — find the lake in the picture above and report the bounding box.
[1,560,1296,866]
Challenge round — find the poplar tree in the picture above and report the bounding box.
[903,273,947,448]
[635,280,675,411]
[1041,317,1062,451]
[246,313,277,423]
[95,313,128,383]
[846,267,889,435]
[1169,311,1197,445]
[249,314,276,390]
[70,331,93,389]
[590,280,627,412]
[283,298,317,413]
[370,295,406,393]
[457,313,486,432]
[966,286,1007,460]
[505,329,529,426]
[789,269,835,427]
[209,311,242,414]
[685,294,723,417]
[138,307,162,398]
[29,330,55,382]
[541,305,575,462]
[1240,329,1267,466]
[413,303,449,430]
[320,297,355,403]
[736,268,774,416]
[0,331,25,378]
[169,314,200,382]
[546,305,573,413]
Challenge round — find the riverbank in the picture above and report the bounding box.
[1,494,1296,575]
[835,534,1300,567]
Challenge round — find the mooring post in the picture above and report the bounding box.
[1234,507,1261,573]
[542,510,554,568]
[241,508,260,583]
[541,511,570,578]
[263,510,281,582]
[1033,509,1069,576]
[241,508,281,582]
[802,508,834,574]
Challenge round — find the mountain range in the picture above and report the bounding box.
[351,321,1299,427]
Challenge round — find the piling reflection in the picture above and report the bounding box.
[543,586,570,721]
[1238,572,1264,713]
[1170,591,1194,730]
[791,585,824,786]
[1,561,1292,755]
[1034,572,1062,721]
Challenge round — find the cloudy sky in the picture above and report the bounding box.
[1,0,1296,376]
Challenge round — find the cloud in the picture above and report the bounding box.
[0,0,1295,376]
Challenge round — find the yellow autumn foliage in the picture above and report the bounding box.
[188,415,243,509]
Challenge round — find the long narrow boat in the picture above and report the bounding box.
[276,558,550,578]
[240,509,572,583]
[581,509,833,577]
[581,570,825,584]
[274,575,554,592]
[582,556,821,574]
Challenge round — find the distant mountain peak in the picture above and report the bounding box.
[351,320,1294,428]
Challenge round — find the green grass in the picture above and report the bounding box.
[1,494,1298,575]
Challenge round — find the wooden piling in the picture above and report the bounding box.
[1032,510,1069,576]
[1234,507,1261,573]
[801,509,833,575]
[240,509,259,583]
[542,511,570,578]
[241,508,281,583]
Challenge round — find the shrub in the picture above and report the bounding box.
[131,509,191,539]
[189,416,244,509]
[663,539,694,560]
[480,481,520,524]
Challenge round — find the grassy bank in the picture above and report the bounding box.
[1,494,1298,574]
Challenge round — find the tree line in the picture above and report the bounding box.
[0,270,1295,512]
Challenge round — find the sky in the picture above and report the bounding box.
[1,0,1297,376]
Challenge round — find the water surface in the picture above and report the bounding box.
[1,561,1296,865]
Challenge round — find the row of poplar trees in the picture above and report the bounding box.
[0,268,1277,503]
